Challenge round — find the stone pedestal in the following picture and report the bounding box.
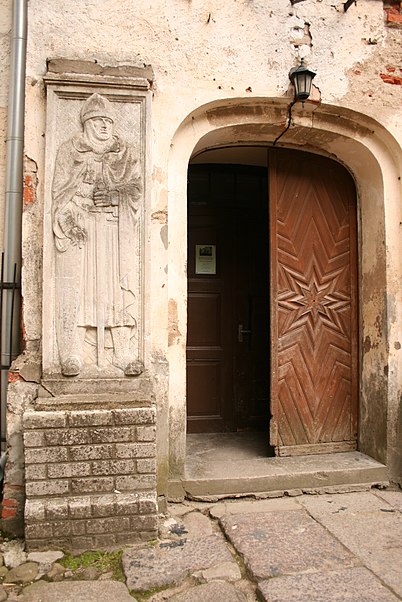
[23,396,157,551]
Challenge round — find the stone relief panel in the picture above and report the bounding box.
[43,84,148,379]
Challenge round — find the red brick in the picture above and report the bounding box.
[8,372,22,383]
[386,12,402,25]
[2,498,18,508]
[23,175,35,205]
[380,73,402,85]
[2,507,17,519]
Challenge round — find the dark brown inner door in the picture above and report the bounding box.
[269,149,358,456]
[186,164,269,433]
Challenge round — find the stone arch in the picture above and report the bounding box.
[166,97,402,484]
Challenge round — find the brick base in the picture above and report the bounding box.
[23,398,157,550]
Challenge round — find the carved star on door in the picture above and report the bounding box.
[278,262,351,339]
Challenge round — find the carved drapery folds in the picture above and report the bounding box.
[43,78,149,380]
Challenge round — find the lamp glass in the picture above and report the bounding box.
[289,60,316,102]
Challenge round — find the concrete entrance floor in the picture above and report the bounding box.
[180,433,388,499]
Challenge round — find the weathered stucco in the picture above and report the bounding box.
[0,0,400,536]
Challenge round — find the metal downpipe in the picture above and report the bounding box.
[1,0,28,451]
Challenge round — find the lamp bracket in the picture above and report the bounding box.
[290,0,357,10]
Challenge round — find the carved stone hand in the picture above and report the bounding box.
[68,225,87,247]
[93,189,112,207]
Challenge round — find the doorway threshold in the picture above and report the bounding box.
[168,433,389,501]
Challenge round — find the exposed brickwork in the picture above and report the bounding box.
[23,404,157,550]
[384,1,402,27]
[380,72,402,85]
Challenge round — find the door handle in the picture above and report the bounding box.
[238,324,252,343]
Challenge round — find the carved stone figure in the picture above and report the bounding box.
[52,93,142,377]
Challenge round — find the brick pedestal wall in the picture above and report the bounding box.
[23,401,157,550]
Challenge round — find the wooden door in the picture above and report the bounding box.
[187,206,233,432]
[269,149,358,456]
[187,165,269,433]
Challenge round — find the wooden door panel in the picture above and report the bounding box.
[187,361,222,415]
[187,292,221,347]
[270,149,358,456]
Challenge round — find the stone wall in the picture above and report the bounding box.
[23,399,157,550]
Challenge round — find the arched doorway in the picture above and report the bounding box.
[186,146,358,457]
[166,97,398,496]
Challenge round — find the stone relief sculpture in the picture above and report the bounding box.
[52,93,143,377]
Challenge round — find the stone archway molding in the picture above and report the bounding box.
[166,96,402,488]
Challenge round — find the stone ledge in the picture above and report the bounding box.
[24,492,158,524]
[35,392,154,411]
[24,408,155,429]
[46,58,154,81]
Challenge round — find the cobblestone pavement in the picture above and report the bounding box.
[0,488,401,601]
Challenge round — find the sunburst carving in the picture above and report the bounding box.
[278,263,350,338]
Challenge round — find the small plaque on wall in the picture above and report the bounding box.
[195,245,216,275]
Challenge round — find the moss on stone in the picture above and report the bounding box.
[59,549,124,582]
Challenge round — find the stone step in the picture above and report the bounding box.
[173,444,388,500]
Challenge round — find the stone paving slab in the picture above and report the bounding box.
[219,510,357,580]
[181,511,214,538]
[306,509,402,598]
[16,580,134,601]
[210,497,300,518]
[168,580,247,602]
[258,567,400,602]
[298,491,396,518]
[193,560,242,583]
[374,490,402,512]
[123,532,233,592]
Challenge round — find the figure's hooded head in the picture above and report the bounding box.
[80,93,114,125]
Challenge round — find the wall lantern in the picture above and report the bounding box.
[289,58,316,103]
